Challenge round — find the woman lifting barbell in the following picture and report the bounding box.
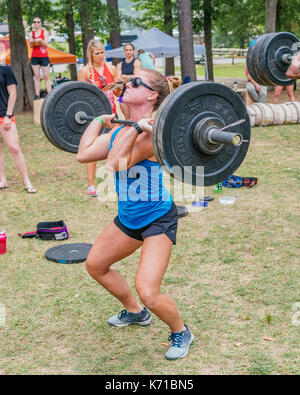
[76,69,194,360]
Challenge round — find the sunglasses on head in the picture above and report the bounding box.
[128,77,155,92]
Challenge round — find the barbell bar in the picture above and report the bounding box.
[40,81,251,186]
[75,110,244,148]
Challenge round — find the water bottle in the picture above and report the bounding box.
[214,182,223,193]
[0,230,6,254]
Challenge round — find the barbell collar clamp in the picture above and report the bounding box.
[281,53,292,65]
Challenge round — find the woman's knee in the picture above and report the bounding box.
[8,144,21,156]
[85,256,109,278]
[136,284,159,310]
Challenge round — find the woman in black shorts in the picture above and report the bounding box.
[77,69,193,360]
[29,17,51,99]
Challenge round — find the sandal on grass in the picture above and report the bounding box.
[25,187,37,194]
[0,183,8,190]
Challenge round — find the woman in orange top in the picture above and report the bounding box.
[78,40,119,197]
[28,17,51,99]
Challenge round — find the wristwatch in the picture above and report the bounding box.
[5,114,13,118]
[132,122,143,134]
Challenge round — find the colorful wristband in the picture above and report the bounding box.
[95,117,103,126]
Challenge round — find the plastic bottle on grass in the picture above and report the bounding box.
[214,182,223,193]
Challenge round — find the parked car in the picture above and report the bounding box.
[49,34,68,43]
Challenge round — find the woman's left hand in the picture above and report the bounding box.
[3,117,12,131]
[137,118,153,133]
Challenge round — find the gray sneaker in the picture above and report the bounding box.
[108,307,152,327]
[165,324,194,360]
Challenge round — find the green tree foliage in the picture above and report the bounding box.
[212,0,265,48]
[130,0,177,31]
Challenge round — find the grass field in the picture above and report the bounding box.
[0,107,299,375]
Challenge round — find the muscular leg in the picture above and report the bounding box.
[286,84,295,102]
[0,140,8,187]
[85,221,143,313]
[135,234,185,333]
[272,85,283,104]
[41,65,52,94]
[0,123,33,189]
[31,64,41,96]
[86,162,97,187]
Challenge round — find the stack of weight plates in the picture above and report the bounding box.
[247,102,300,126]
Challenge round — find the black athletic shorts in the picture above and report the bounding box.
[114,202,178,245]
[31,57,50,67]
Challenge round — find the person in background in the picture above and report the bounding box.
[137,49,155,70]
[28,17,51,100]
[0,46,36,193]
[78,40,119,198]
[246,67,267,103]
[272,83,295,104]
[117,43,142,119]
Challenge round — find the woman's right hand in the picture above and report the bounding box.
[97,114,116,129]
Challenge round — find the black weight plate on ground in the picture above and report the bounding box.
[176,205,189,218]
[152,82,251,187]
[263,32,298,86]
[43,81,113,153]
[45,243,93,264]
[247,34,273,86]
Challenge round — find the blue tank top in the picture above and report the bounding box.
[109,126,173,229]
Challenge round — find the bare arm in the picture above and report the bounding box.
[106,121,154,171]
[76,114,115,163]
[29,32,34,48]
[3,84,17,131]
[6,84,17,115]
[286,54,300,79]
[133,59,142,75]
[78,66,89,82]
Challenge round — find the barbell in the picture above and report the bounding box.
[246,32,299,86]
[40,81,251,186]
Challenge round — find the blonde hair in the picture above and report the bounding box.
[87,40,105,65]
[143,69,181,110]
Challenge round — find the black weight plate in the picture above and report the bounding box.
[263,32,299,86]
[247,34,273,86]
[176,205,189,218]
[45,243,93,264]
[152,82,251,187]
[40,94,63,150]
[43,81,113,153]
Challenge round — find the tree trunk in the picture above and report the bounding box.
[163,0,175,76]
[79,0,94,65]
[107,0,122,66]
[203,0,214,81]
[265,0,278,33]
[7,0,35,113]
[65,2,77,80]
[177,0,196,82]
[275,0,281,32]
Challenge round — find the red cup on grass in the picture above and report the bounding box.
[0,231,7,254]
